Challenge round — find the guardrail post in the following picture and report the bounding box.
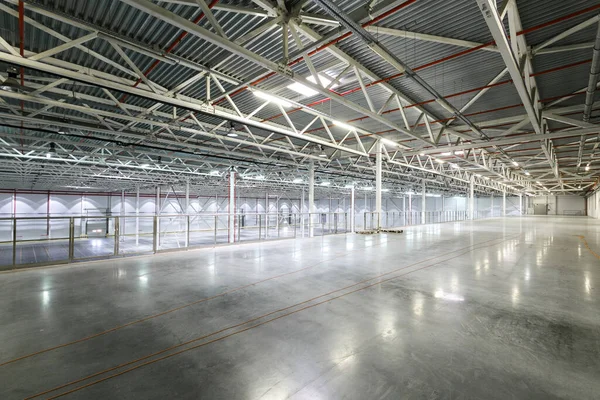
[114,217,119,256]
[152,216,157,253]
[68,217,74,261]
[186,215,190,248]
[12,218,17,266]
[214,215,218,245]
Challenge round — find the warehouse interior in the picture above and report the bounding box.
[0,0,599,398]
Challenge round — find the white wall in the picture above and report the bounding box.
[531,195,585,216]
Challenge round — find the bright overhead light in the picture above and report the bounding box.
[441,152,452,156]
[585,165,590,171]
[140,163,150,168]
[454,150,464,155]
[333,120,355,131]
[419,152,425,156]
[362,186,374,191]
[287,74,336,97]
[227,132,238,137]
[512,161,519,166]
[536,181,542,185]
[483,176,490,180]
[209,170,220,176]
[293,178,303,183]
[475,174,481,177]
[525,171,530,176]
[320,181,331,186]
[450,163,459,169]
[255,175,265,180]
[381,188,390,192]
[344,184,354,188]
[434,158,445,164]
[404,191,415,195]
[253,91,292,107]
[381,138,398,147]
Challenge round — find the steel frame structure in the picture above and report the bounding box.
[0,0,598,202]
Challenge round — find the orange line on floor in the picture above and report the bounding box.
[576,235,600,260]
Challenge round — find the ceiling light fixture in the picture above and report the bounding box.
[585,165,590,171]
[293,178,303,183]
[287,74,335,97]
[46,142,56,158]
[333,120,355,131]
[253,91,292,107]
[381,138,398,147]
[512,161,519,167]
[525,172,530,176]
[320,181,331,186]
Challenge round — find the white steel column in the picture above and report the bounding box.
[408,192,412,224]
[350,184,355,233]
[185,180,190,214]
[421,180,426,224]
[300,188,305,237]
[469,176,475,220]
[502,189,506,217]
[308,161,315,237]
[228,169,236,243]
[156,186,161,248]
[375,140,382,229]
[135,186,140,245]
[519,194,523,215]
[185,180,190,247]
[490,193,494,218]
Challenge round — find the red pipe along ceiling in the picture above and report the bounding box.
[215,2,600,110]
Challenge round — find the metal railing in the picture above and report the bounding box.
[355,210,470,231]
[0,212,349,271]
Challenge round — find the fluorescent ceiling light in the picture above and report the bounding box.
[419,152,425,156]
[381,138,398,147]
[441,152,451,156]
[362,186,374,191]
[293,178,303,183]
[512,161,519,166]
[381,189,390,192]
[333,120,355,131]
[209,170,220,176]
[483,176,490,180]
[253,91,292,107]
[525,172,530,176]
[344,184,354,188]
[404,191,415,195]
[434,158,445,164]
[585,165,590,171]
[140,163,150,168]
[320,181,331,186]
[227,132,238,137]
[287,74,335,97]
[454,150,464,155]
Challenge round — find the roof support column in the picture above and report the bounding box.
[350,184,355,233]
[135,185,140,246]
[185,180,190,247]
[469,176,475,220]
[155,185,160,249]
[421,181,426,224]
[503,189,507,217]
[519,194,523,216]
[308,161,315,237]
[376,140,382,229]
[228,168,236,244]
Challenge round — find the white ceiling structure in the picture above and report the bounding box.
[0,0,599,197]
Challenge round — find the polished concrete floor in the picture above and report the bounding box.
[0,216,598,399]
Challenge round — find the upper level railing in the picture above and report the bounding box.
[0,208,506,271]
